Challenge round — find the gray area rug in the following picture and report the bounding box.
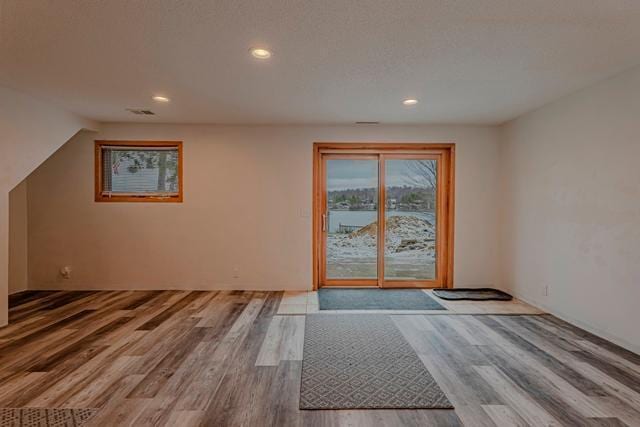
[432,288,513,301]
[300,315,453,410]
[318,289,446,310]
[0,408,97,426]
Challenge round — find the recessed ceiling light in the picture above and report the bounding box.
[402,99,418,106]
[152,95,170,103]
[250,48,272,59]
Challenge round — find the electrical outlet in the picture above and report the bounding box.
[60,266,72,279]
[232,267,240,279]
[543,285,549,297]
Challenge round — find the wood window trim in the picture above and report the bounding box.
[312,142,456,290]
[94,140,184,203]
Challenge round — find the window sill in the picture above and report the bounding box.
[95,195,183,203]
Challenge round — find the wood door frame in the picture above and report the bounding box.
[312,142,455,290]
[318,153,379,287]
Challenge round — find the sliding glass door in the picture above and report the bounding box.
[382,156,437,282]
[315,144,454,288]
[324,157,379,285]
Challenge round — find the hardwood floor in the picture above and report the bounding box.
[1,290,639,426]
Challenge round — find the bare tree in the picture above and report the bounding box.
[157,151,167,191]
[404,160,437,189]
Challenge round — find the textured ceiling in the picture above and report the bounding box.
[1,0,640,124]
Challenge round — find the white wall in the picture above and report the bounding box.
[26,123,501,292]
[9,180,28,294]
[500,65,640,353]
[0,85,96,325]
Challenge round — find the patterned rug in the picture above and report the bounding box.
[318,289,446,310]
[0,408,97,426]
[300,315,453,410]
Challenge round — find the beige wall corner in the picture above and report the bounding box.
[0,85,94,327]
[9,180,28,294]
[0,193,8,326]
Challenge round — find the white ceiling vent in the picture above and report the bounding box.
[126,108,155,115]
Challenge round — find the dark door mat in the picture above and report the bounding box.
[318,288,446,310]
[300,314,453,410]
[432,288,513,301]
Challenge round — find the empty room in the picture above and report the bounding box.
[1,1,640,426]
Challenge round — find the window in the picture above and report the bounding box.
[313,143,454,289]
[95,141,183,202]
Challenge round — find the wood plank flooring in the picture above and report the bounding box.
[1,290,639,426]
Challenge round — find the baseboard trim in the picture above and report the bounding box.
[511,291,640,355]
[26,284,313,292]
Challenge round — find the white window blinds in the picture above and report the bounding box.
[101,146,179,196]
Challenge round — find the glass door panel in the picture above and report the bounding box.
[383,158,437,281]
[325,158,378,280]
[316,146,451,289]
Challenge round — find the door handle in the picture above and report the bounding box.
[322,213,327,232]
